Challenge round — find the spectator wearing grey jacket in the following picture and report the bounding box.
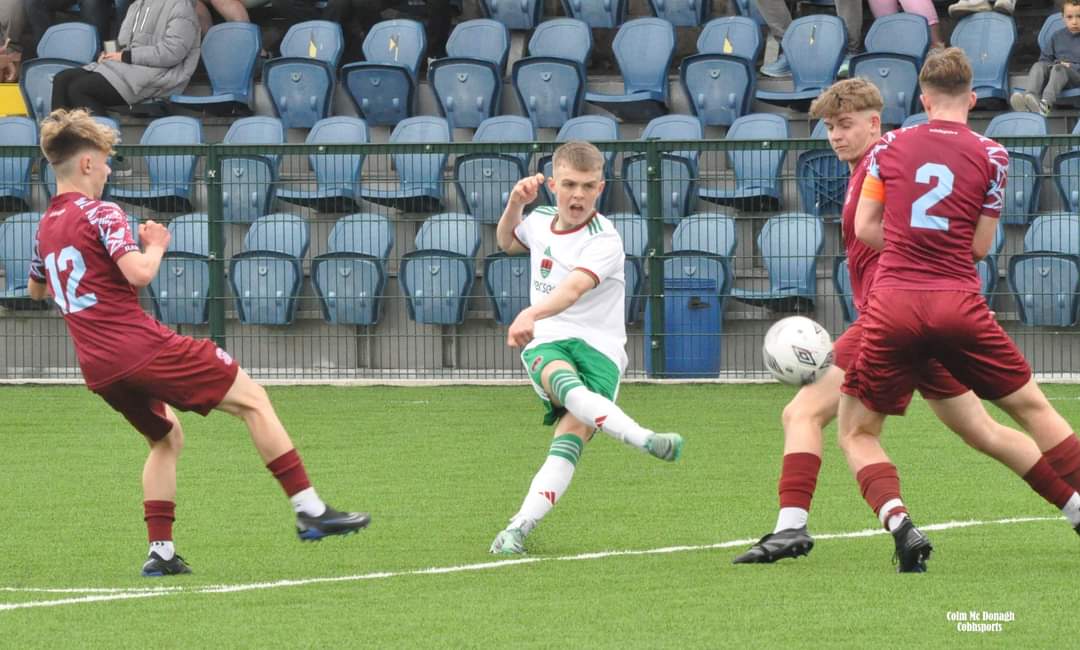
[51,0,199,117]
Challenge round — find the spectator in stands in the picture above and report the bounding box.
[194,0,267,34]
[948,0,1014,18]
[758,0,864,78]
[22,0,115,59]
[867,0,946,51]
[1009,0,1080,117]
[0,0,25,82]
[50,0,199,117]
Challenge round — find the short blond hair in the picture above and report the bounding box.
[39,108,117,168]
[919,47,973,97]
[551,140,604,174]
[809,78,884,119]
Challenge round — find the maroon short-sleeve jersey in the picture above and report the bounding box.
[30,192,176,389]
[865,120,1009,293]
[842,151,877,313]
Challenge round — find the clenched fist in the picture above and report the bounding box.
[508,173,546,209]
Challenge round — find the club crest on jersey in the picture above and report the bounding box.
[540,246,553,278]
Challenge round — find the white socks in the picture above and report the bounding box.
[549,369,652,449]
[149,540,175,560]
[290,487,327,517]
[774,507,809,533]
[508,435,583,536]
[1062,493,1080,526]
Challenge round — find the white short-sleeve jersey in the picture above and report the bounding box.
[513,206,627,370]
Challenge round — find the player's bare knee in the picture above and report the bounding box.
[782,397,831,432]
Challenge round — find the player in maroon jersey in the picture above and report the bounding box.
[27,109,371,577]
[734,78,1080,565]
[840,48,1080,572]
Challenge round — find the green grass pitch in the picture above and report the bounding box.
[1,383,1077,647]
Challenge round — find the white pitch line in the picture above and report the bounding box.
[0,515,1061,613]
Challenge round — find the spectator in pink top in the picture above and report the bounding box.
[866,0,946,51]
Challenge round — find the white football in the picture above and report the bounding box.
[762,316,834,386]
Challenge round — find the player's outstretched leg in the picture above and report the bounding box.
[546,366,683,462]
[491,425,587,555]
[734,367,840,564]
[216,370,371,541]
[139,408,192,577]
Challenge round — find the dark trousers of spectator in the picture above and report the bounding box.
[25,0,115,59]
[1027,61,1080,106]
[52,67,126,117]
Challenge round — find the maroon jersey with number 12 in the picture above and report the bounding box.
[29,192,176,389]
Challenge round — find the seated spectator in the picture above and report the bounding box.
[867,0,945,50]
[194,0,268,35]
[758,0,863,78]
[51,0,199,117]
[1009,0,1080,116]
[0,0,26,81]
[948,0,1014,17]
[22,0,115,59]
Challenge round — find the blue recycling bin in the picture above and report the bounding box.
[644,278,722,378]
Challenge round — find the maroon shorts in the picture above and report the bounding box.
[833,319,968,405]
[841,289,1032,415]
[94,335,240,441]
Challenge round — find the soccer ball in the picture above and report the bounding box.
[762,316,834,386]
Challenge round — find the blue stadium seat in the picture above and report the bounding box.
[110,116,202,213]
[0,118,36,212]
[668,212,736,289]
[730,212,824,311]
[0,212,41,302]
[1008,254,1080,326]
[278,117,369,213]
[610,212,647,322]
[680,17,759,127]
[19,22,100,121]
[148,213,211,325]
[862,13,930,65]
[561,0,626,28]
[512,19,592,129]
[978,255,998,299]
[648,0,711,26]
[229,213,310,325]
[664,212,737,323]
[484,252,531,325]
[312,213,394,325]
[901,112,929,128]
[220,116,284,223]
[700,112,788,211]
[429,20,508,129]
[950,13,1015,108]
[263,21,343,129]
[680,53,754,128]
[43,116,120,199]
[454,150,527,225]
[537,114,618,208]
[849,53,919,126]
[797,119,848,218]
[585,18,675,122]
[755,15,847,111]
[481,0,543,30]
[360,116,450,212]
[622,115,702,225]
[400,213,481,325]
[170,22,260,115]
[1053,122,1080,212]
[343,19,427,127]
[697,16,763,61]
[1025,213,1080,254]
[474,115,536,169]
[985,111,1046,225]
[833,257,857,324]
